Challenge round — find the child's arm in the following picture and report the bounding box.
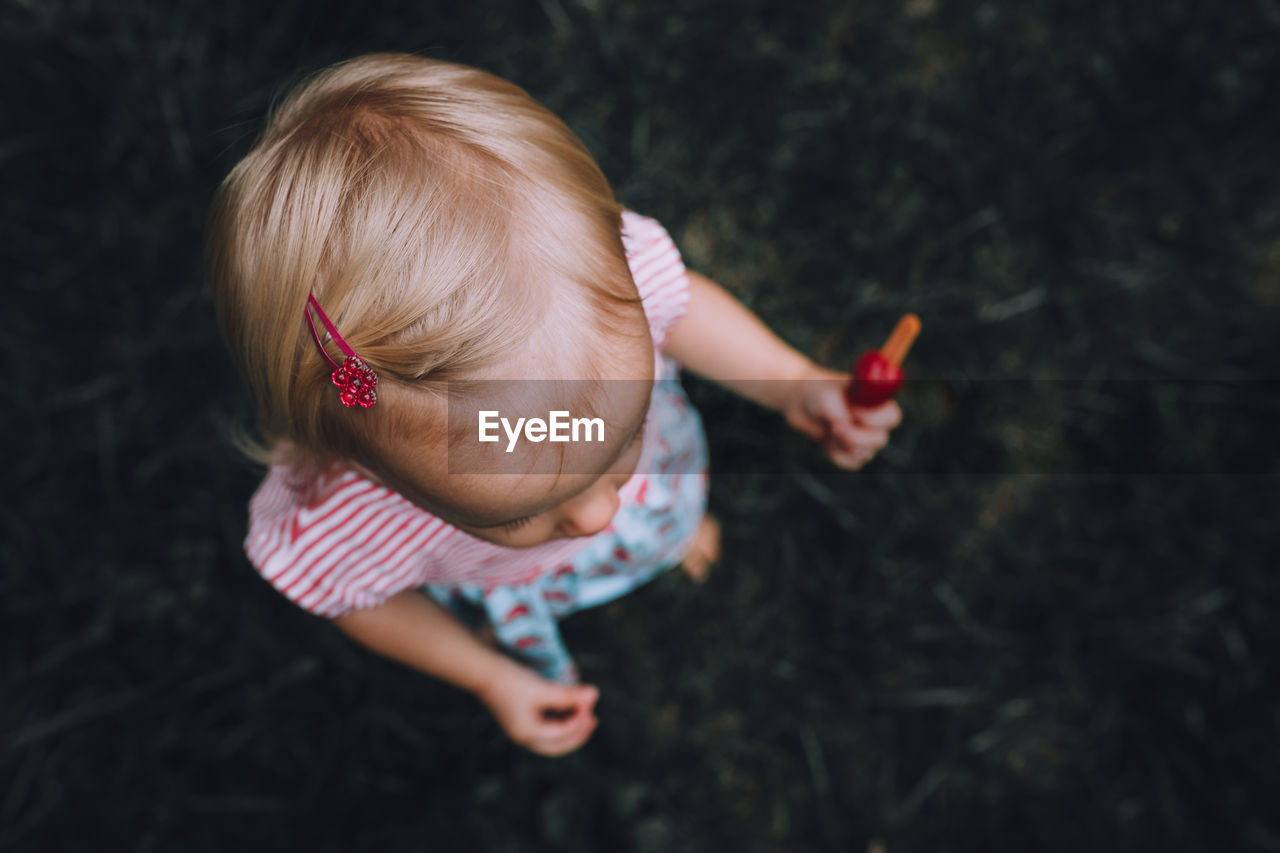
[333,590,599,756]
[664,271,901,469]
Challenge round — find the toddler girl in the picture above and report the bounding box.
[207,53,901,756]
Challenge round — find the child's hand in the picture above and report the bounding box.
[782,365,902,470]
[475,658,600,757]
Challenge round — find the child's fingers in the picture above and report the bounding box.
[813,384,854,426]
[788,381,901,464]
[790,384,855,440]
[825,421,890,469]
[531,686,600,755]
[827,442,878,470]
[828,422,891,454]
[534,711,598,756]
[535,684,599,724]
[849,400,902,430]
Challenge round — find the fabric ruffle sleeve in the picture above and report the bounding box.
[620,209,691,352]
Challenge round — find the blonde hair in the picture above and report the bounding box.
[206,53,640,472]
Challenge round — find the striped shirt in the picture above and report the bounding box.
[245,211,692,617]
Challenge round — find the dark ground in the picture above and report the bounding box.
[4,1,1280,851]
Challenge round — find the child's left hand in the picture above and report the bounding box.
[782,364,902,470]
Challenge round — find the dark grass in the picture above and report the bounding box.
[4,1,1280,850]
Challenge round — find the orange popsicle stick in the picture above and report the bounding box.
[880,313,921,367]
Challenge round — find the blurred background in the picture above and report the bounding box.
[4,1,1279,851]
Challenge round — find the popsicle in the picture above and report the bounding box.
[845,313,921,408]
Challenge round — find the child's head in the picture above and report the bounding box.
[207,53,654,544]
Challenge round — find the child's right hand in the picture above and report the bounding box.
[475,658,600,756]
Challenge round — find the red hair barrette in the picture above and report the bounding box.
[304,294,378,409]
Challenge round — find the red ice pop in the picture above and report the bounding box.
[845,314,921,408]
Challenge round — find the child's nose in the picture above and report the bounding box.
[558,486,620,538]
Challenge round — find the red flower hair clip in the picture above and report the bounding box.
[304,294,378,409]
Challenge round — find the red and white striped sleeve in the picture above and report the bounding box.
[244,463,596,617]
[245,466,445,618]
[621,210,690,351]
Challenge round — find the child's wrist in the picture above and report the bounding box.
[757,355,822,412]
[467,652,523,702]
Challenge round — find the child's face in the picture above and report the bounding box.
[365,304,656,548]
[448,397,651,546]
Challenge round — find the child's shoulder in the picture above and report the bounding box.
[243,461,441,616]
[620,210,682,277]
[621,210,689,349]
